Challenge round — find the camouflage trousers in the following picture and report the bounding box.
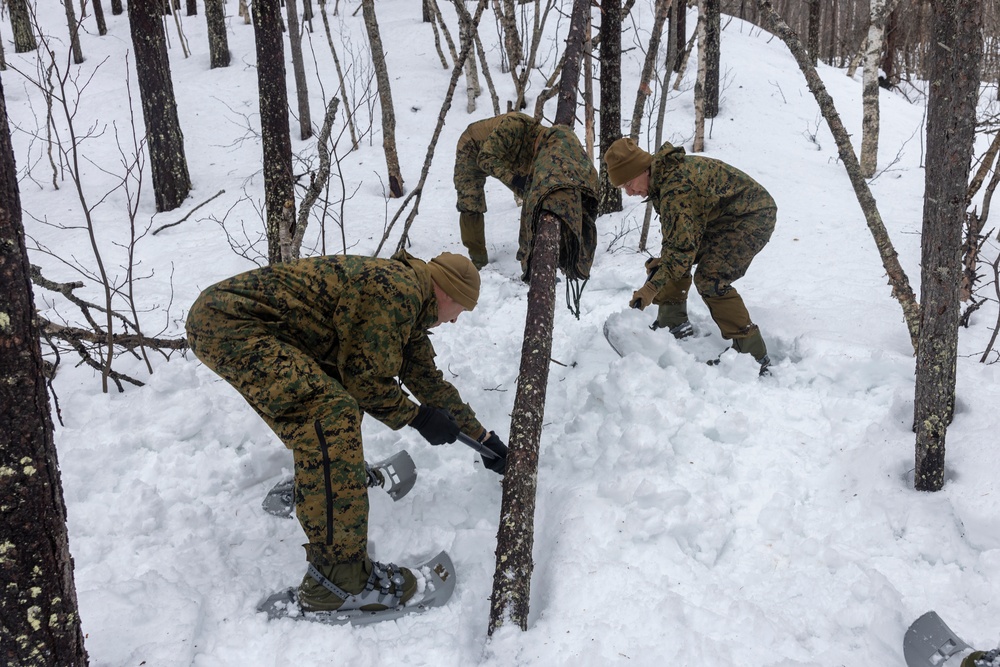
[186,321,369,568]
[654,207,775,339]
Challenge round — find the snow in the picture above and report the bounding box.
[5,3,1000,665]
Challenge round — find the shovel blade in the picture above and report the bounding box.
[904,611,971,667]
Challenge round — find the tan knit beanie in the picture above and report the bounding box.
[428,253,480,310]
[605,137,653,187]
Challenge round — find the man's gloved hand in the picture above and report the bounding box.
[410,405,460,446]
[510,174,529,196]
[644,256,661,280]
[630,282,658,310]
[479,432,507,475]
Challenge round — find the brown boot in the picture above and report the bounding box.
[298,557,417,612]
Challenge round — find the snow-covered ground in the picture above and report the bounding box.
[5,2,1000,665]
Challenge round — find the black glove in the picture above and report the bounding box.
[479,432,507,475]
[510,174,529,195]
[409,405,460,446]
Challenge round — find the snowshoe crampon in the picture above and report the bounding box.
[261,449,417,518]
[904,611,971,667]
[257,551,457,626]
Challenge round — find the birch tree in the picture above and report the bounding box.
[860,0,894,178]
[361,0,405,197]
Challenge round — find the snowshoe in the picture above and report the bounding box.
[904,611,972,667]
[257,550,457,626]
[262,449,417,518]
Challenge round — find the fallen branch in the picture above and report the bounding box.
[152,189,226,235]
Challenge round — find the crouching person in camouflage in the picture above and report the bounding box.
[605,137,776,374]
[185,251,506,613]
[454,112,598,277]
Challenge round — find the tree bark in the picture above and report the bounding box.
[187,0,198,15]
[93,0,108,35]
[703,0,719,118]
[361,0,404,197]
[806,0,820,65]
[252,0,297,264]
[487,0,589,637]
[286,0,313,140]
[0,71,89,667]
[860,0,890,178]
[63,0,85,64]
[205,0,231,68]
[598,0,622,214]
[111,0,123,16]
[914,0,982,492]
[757,0,920,351]
[128,0,191,212]
[693,2,707,152]
[9,0,38,52]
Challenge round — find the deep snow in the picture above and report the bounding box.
[4,2,1000,665]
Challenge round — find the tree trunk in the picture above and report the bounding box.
[252,0,297,264]
[93,0,108,35]
[487,0,588,635]
[671,0,686,73]
[9,0,38,51]
[757,0,920,351]
[498,0,523,73]
[128,0,191,212]
[187,0,198,15]
[860,0,889,178]
[205,0,231,68]
[914,0,982,492]
[598,0,622,214]
[111,0,123,15]
[286,0,313,140]
[0,71,89,667]
[629,0,672,140]
[881,5,900,88]
[64,0,85,64]
[693,2,707,152]
[806,0,820,65]
[361,0,404,197]
[703,0,719,118]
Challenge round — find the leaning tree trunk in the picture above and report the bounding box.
[8,0,38,52]
[598,0,621,214]
[361,0,404,197]
[252,0,298,263]
[205,0,231,68]
[757,0,920,351]
[629,0,672,141]
[914,0,982,492]
[860,0,891,178]
[0,72,89,667]
[487,0,590,637]
[128,0,191,212]
[63,0,85,64]
[703,0,719,118]
[286,0,313,140]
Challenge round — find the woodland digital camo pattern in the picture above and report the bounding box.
[645,141,776,299]
[185,253,483,567]
[454,113,599,280]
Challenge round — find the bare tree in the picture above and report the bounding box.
[0,72,89,667]
[598,0,622,214]
[487,0,591,637]
[128,0,191,212]
[693,2,707,152]
[860,0,895,177]
[756,0,920,350]
[252,0,297,263]
[703,0,720,118]
[205,0,231,68]
[9,0,39,52]
[629,0,672,140]
[63,0,85,64]
[806,0,820,64]
[361,0,404,197]
[914,0,983,491]
[93,0,108,36]
[287,0,313,140]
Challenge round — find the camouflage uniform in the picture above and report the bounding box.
[645,142,776,342]
[185,253,484,568]
[454,113,598,281]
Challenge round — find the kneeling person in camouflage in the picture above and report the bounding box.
[185,251,506,612]
[606,137,776,373]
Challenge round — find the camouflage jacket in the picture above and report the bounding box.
[454,112,542,213]
[647,142,776,289]
[186,253,483,435]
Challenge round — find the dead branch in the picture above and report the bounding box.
[151,188,226,235]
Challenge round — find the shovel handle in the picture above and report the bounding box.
[456,432,508,460]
